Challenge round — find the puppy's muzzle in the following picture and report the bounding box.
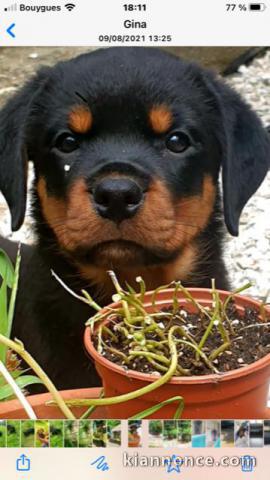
[93,177,144,223]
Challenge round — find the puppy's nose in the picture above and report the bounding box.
[93,178,143,222]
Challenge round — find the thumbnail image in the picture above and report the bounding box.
[64,421,79,448]
[21,420,35,448]
[235,421,249,448]
[35,420,49,448]
[49,421,64,448]
[163,421,178,448]
[249,421,264,448]
[177,421,192,447]
[78,420,92,448]
[221,421,234,447]
[148,420,163,447]
[107,420,121,447]
[264,421,270,447]
[92,421,107,448]
[6,420,20,448]
[0,420,6,447]
[128,420,142,448]
[206,421,221,447]
[192,421,206,448]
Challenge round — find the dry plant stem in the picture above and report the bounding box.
[197,302,220,354]
[81,290,102,312]
[175,338,218,373]
[121,295,148,317]
[48,326,179,408]
[212,287,230,344]
[223,282,253,312]
[102,326,118,342]
[176,282,211,319]
[97,327,103,354]
[222,282,253,334]
[240,322,270,331]
[173,283,180,314]
[0,360,37,419]
[128,351,170,365]
[108,271,132,323]
[0,334,75,419]
[148,358,168,373]
[104,346,129,362]
[87,308,121,332]
[209,342,231,361]
[136,276,146,303]
[51,270,101,312]
[80,389,105,419]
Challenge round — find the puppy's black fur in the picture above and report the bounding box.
[0,47,269,390]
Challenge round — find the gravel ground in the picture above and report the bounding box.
[225,52,270,299]
[0,47,269,299]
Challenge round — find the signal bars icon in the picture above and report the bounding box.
[4,2,17,11]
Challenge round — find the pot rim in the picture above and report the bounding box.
[84,287,270,385]
[0,388,102,417]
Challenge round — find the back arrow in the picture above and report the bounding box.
[6,23,16,38]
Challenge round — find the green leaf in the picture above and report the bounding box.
[0,375,42,401]
[0,278,8,362]
[0,249,15,288]
[0,248,20,363]
[129,396,184,420]
[7,247,21,338]
[0,367,29,387]
[11,368,30,380]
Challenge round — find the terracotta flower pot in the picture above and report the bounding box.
[84,289,270,419]
[0,388,107,419]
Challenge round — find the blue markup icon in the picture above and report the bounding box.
[16,454,31,472]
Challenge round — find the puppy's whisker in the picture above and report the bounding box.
[75,91,88,104]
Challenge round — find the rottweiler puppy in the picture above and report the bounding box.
[0,47,269,389]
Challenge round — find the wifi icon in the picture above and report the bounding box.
[65,3,76,11]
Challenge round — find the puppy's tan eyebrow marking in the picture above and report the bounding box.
[149,105,173,134]
[68,105,93,133]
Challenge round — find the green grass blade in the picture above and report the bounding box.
[0,249,15,289]
[129,396,184,420]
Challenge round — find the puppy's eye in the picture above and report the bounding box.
[166,132,191,153]
[55,134,79,153]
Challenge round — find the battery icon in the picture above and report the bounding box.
[249,3,266,10]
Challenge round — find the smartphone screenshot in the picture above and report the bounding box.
[0,0,270,478]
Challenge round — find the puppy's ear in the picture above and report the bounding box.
[205,72,270,236]
[0,69,49,231]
